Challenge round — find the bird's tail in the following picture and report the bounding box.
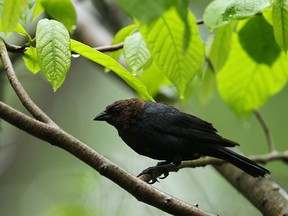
[211,147,270,177]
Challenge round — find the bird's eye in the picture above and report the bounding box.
[112,106,122,115]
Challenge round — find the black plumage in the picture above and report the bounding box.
[94,98,270,178]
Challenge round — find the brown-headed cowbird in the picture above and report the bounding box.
[94,98,269,180]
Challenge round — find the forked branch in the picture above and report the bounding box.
[0,38,213,216]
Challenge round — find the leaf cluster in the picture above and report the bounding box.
[1,0,288,115]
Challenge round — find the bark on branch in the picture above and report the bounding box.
[215,164,288,216]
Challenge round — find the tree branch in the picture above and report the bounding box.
[254,110,276,152]
[0,38,54,124]
[0,101,214,216]
[176,151,288,169]
[139,154,288,215]
[215,164,288,216]
[4,37,124,54]
[251,151,288,163]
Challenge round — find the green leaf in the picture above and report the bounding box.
[112,24,137,45]
[209,23,234,71]
[273,0,288,53]
[203,0,271,31]
[19,0,34,23]
[13,23,29,37]
[139,8,204,98]
[36,19,71,91]
[70,39,154,102]
[217,19,288,115]
[174,0,191,51]
[123,32,151,75]
[116,0,191,51]
[238,16,281,66]
[0,21,30,38]
[139,61,171,96]
[23,47,40,74]
[262,8,273,26]
[197,69,215,105]
[109,24,137,61]
[40,0,76,33]
[32,0,44,20]
[1,0,27,33]
[116,0,173,23]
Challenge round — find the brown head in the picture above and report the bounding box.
[94,98,146,129]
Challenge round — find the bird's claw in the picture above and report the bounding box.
[137,166,170,184]
[137,167,159,184]
[158,171,169,179]
[148,178,159,184]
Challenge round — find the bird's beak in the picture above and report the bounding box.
[94,111,110,121]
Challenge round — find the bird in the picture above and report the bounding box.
[94,98,270,182]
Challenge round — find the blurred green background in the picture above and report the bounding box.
[0,0,287,216]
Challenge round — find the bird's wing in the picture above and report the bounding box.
[149,111,238,147]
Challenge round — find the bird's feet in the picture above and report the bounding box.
[137,161,177,184]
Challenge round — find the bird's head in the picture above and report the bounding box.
[94,98,146,129]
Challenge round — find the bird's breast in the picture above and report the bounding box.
[117,127,198,161]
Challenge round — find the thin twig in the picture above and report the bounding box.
[138,152,288,215]
[4,17,201,54]
[138,158,223,183]
[95,42,124,52]
[254,110,276,152]
[4,36,124,54]
[139,150,288,182]
[0,38,54,124]
[250,151,288,163]
[197,18,204,25]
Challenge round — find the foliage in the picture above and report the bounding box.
[36,19,71,91]
[70,39,153,101]
[0,1,288,216]
[0,0,288,113]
